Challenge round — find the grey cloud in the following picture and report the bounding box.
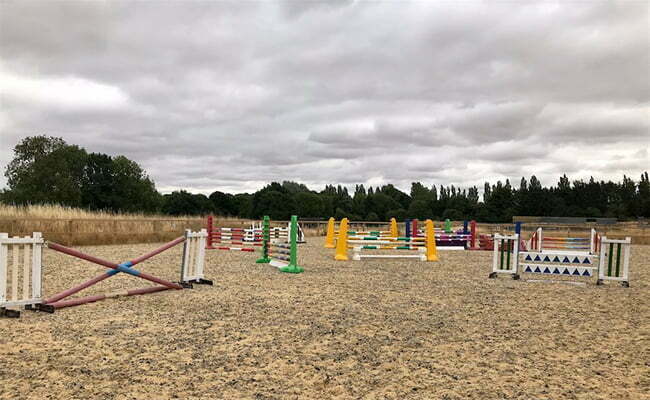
[537,104,649,143]
[279,0,355,19]
[0,1,648,193]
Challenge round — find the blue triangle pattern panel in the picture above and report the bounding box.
[519,264,596,277]
[521,252,595,264]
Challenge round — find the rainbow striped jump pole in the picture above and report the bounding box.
[529,227,600,254]
[335,218,438,261]
[406,219,473,250]
[324,217,398,248]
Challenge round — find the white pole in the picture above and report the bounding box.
[0,233,8,305]
[31,233,43,300]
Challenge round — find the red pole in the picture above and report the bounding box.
[129,236,185,265]
[207,215,213,248]
[51,294,106,309]
[44,272,113,304]
[47,242,120,270]
[50,286,170,309]
[133,271,183,290]
[470,220,476,249]
[47,242,183,290]
[45,236,185,304]
[126,286,170,296]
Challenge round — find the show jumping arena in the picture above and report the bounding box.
[0,235,647,399]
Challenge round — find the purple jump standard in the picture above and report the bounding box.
[42,237,191,310]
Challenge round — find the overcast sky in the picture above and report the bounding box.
[1,1,648,195]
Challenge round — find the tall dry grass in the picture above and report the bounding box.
[0,204,254,245]
[0,203,189,220]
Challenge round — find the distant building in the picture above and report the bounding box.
[513,216,618,225]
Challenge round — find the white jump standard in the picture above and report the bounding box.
[180,229,212,285]
[596,237,631,287]
[489,234,520,279]
[0,233,45,318]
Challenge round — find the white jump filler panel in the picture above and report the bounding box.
[490,231,632,287]
[181,229,212,285]
[0,233,45,317]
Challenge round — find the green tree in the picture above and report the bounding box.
[379,184,411,210]
[4,136,87,206]
[484,180,514,222]
[362,192,398,221]
[386,208,407,221]
[352,185,367,217]
[407,199,431,219]
[162,190,196,215]
[584,207,602,217]
[103,155,160,213]
[162,191,212,215]
[233,193,253,218]
[282,181,311,193]
[410,182,431,201]
[80,153,119,211]
[209,191,238,216]
[334,207,348,221]
[638,172,650,217]
[252,183,296,219]
[295,192,324,218]
[442,208,463,221]
[366,211,379,221]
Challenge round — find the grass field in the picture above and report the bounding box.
[1,237,648,399]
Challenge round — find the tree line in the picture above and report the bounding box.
[2,136,649,222]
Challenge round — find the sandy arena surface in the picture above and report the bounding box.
[1,237,648,399]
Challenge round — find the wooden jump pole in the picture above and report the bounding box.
[44,237,187,307]
[50,286,171,309]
